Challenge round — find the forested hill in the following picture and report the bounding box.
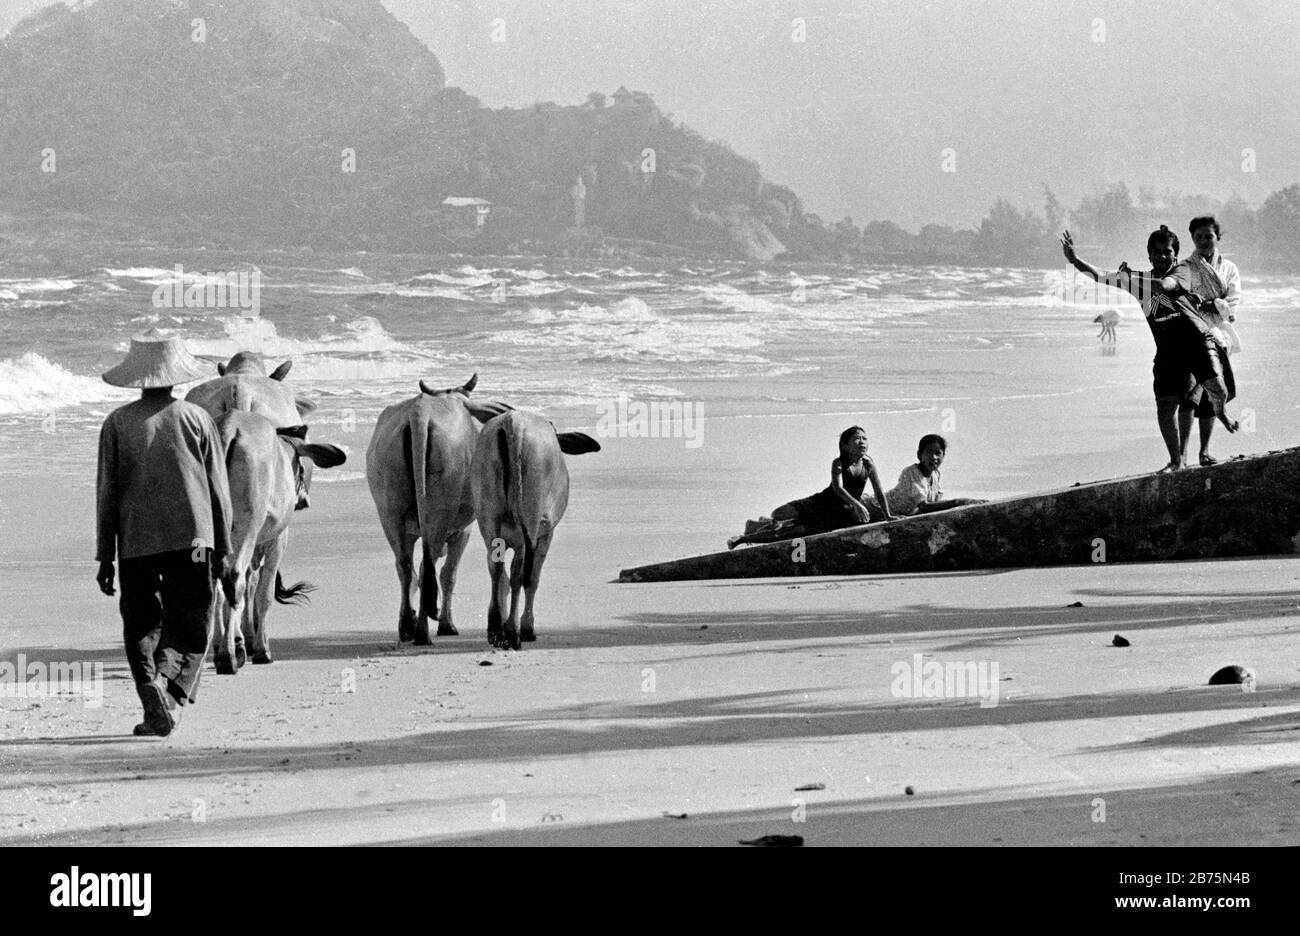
[0,0,813,259]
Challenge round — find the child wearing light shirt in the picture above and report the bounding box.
[888,435,985,516]
[1181,215,1242,466]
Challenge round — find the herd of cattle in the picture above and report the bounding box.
[184,351,601,672]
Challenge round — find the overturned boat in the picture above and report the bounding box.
[618,447,1300,583]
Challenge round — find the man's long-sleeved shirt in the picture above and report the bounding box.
[96,394,232,563]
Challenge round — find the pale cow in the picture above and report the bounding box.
[470,410,600,650]
[186,351,315,428]
[366,375,512,644]
[212,410,346,674]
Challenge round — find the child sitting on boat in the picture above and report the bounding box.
[727,426,894,548]
[888,434,986,516]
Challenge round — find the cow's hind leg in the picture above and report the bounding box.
[249,536,283,664]
[415,536,440,645]
[519,528,554,645]
[385,520,418,643]
[485,529,511,648]
[436,527,471,637]
[237,564,256,668]
[500,546,525,650]
[214,572,243,675]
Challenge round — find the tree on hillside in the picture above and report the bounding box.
[1257,184,1300,261]
[977,198,1047,262]
[1073,182,1139,248]
[1043,186,1065,234]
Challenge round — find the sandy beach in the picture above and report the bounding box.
[4,451,1299,846]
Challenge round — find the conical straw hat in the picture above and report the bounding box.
[101,328,210,388]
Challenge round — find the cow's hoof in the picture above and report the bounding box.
[398,620,415,643]
[520,629,535,642]
[215,657,237,676]
[437,623,459,637]
[504,631,522,651]
[252,652,273,665]
[413,632,432,647]
[235,644,247,668]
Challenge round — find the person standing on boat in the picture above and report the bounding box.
[1061,226,1237,472]
[1181,215,1242,466]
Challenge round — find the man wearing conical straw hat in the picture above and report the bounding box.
[96,329,232,737]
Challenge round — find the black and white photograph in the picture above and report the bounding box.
[0,0,1296,882]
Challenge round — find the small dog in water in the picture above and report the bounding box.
[1094,309,1120,342]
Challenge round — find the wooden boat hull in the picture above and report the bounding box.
[618,447,1300,583]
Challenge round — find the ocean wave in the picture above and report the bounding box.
[0,353,131,415]
[311,470,367,484]
[690,284,789,315]
[408,271,495,288]
[491,297,769,364]
[103,267,177,279]
[184,315,406,359]
[508,281,574,298]
[0,277,79,294]
[387,285,479,301]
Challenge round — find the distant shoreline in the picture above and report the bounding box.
[4,215,1298,275]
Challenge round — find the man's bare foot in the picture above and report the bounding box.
[1157,461,1181,474]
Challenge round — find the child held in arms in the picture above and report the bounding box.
[888,434,985,516]
[728,426,894,549]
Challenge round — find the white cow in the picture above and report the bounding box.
[470,410,600,650]
[187,351,315,428]
[211,410,346,673]
[366,375,512,644]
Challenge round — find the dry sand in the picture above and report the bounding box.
[3,469,1299,846]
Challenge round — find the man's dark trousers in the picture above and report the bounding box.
[120,549,213,705]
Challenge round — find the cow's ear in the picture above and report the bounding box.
[464,399,513,424]
[217,363,227,376]
[557,432,601,455]
[269,361,292,381]
[295,398,317,417]
[298,442,347,469]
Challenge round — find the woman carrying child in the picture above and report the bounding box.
[728,426,894,548]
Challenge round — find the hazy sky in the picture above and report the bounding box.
[4,0,1298,231]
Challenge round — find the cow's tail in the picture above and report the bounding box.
[405,410,430,533]
[497,416,537,581]
[408,410,439,614]
[275,572,315,606]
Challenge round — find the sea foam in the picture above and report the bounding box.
[0,353,130,415]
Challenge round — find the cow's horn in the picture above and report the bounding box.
[420,373,479,396]
[269,361,293,381]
